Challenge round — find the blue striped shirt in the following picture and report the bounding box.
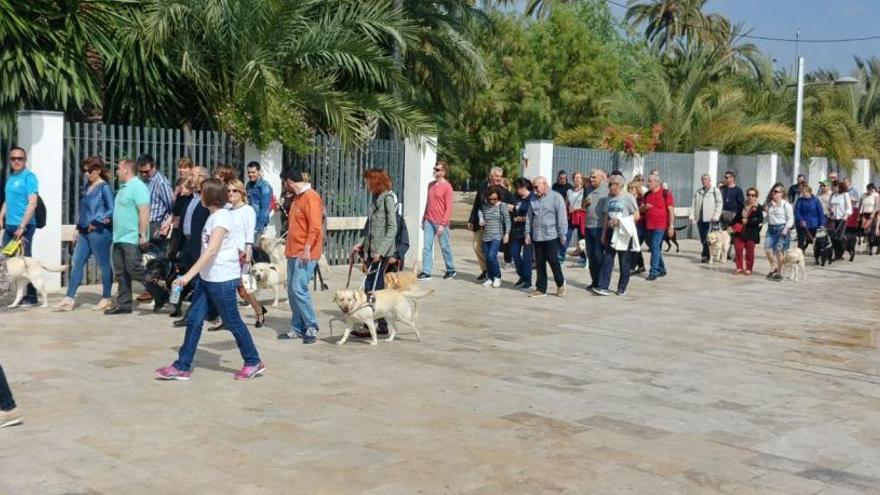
[144,170,172,223]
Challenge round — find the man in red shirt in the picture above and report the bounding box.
[419,160,456,280]
[640,174,675,281]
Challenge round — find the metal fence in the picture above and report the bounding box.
[644,152,695,208]
[552,146,618,177]
[284,134,407,265]
[62,122,241,286]
[718,154,759,191]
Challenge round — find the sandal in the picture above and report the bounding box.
[207,322,227,332]
[55,297,75,311]
[94,298,112,311]
[765,270,777,279]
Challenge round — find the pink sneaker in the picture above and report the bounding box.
[234,362,266,380]
[154,365,192,381]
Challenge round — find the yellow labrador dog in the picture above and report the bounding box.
[251,262,284,306]
[5,257,67,308]
[332,288,432,346]
[707,230,731,264]
[781,247,806,282]
[383,265,418,292]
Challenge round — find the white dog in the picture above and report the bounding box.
[251,262,284,306]
[4,257,68,308]
[707,230,731,264]
[332,288,432,346]
[781,247,806,282]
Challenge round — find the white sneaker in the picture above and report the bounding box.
[482,279,493,287]
[492,278,501,288]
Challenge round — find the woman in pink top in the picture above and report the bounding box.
[418,160,456,280]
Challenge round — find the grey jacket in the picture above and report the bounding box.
[690,186,723,223]
[361,191,397,257]
[526,192,567,242]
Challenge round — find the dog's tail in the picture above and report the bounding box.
[674,225,688,231]
[403,288,434,300]
[42,264,68,273]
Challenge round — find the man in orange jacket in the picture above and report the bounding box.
[281,168,325,344]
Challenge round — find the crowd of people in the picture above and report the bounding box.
[2,146,878,428]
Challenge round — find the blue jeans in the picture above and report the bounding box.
[559,226,583,260]
[510,237,533,286]
[422,221,455,275]
[66,229,113,298]
[287,258,319,333]
[3,224,37,302]
[483,239,502,280]
[648,229,667,277]
[174,278,261,372]
[598,248,631,293]
[697,221,711,259]
[585,227,604,286]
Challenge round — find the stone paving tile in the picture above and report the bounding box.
[2,232,880,493]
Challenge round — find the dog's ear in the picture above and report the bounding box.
[269,266,277,271]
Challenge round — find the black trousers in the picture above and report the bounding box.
[534,239,565,293]
[0,362,16,411]
[112,243,168,310]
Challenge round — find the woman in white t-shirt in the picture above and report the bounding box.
[859,183,878,233]
[226,179,266,328]
[828,182,852,234]
[155,178,264,381]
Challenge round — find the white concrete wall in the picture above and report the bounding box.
[693,149,719,193]
[244,141,284,237]
[16,111,65,291]
[808,157,828,190]
[522,141,553,180]
[403,136,437,268]
[851,158,871,194]
[756,153,778,198]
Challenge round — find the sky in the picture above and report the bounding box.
[608,0,880,75]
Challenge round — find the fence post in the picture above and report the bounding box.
[244,141,284,237]
[523,140,553,179]
[16,111,65,291]
[808,157,828,189]
[693,149,719,193]
[756,153,778,198]
[403,136,437,269]
[851,158,871,193]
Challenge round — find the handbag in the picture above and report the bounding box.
[730,222,744,234]
[1,239,23,257]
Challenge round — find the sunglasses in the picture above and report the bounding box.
[488,196,500,202]
[433,168,443,172]
[227,189,239,193]
[9,156,25,162]
[747,193,757,197]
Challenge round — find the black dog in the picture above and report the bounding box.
[813,228,834,266]
[141,243,176,289]
[867,229,880,256]
[830,229,857,262]
[664,225,690,252]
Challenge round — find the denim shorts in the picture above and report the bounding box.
[765,224,790,253]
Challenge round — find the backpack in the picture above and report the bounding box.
[35,195,47,229]
[388,192,409,259]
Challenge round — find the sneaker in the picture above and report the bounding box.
[772,273,783,282]
[443,270,457,280]
[154,365,192,381]
[528,290,546,298]
[303,327,318,344]
[615,289,626,296]
[492,278,501,288]
[137,291,153,303]
[765,270,777,279]
[645,274,658,281]
[417,272,432,281]
[0,407,23,428]
[513,280,524,288]
[477,271,487,281]
[556,284,566,297]
[591,287,610,296]
[519,285,533,292]
[278,328,304,340]
[234,362,266,380]
[482,279,493,287]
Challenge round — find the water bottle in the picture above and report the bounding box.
[169,277,183,304]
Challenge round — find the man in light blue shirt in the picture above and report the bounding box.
[246,161,274,242]
[0,146,39,304]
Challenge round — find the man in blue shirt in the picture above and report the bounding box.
[246,161,274,242]
[0,146,39,305]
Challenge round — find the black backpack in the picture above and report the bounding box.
[35,195,47,229]
[388,192,409,259]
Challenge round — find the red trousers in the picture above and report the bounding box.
[734,237,755,271]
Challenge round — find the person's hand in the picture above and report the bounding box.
[666,226,674,237]
[436,225,444,235]
[300,245,312,262]
[71,230,79,245]
[525,235,531,246]
[503,234,509,244]
[351,243,362,255]
[559,236,566,245]
[610,218,619,228]
[371,253,381,263]
[13,227,24,240]
[782,228,789,237]
[159,222,172,237]
[387,256,397,267]
[645,203,653,209]
[507,204,515,212]
[689,218,695,224]
[467,222,474,231]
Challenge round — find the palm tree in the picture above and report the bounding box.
[625,0,725,52]
[139,0,434,149]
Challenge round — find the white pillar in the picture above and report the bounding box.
[522,140,553,180]
[244,141,284,237]
[403,136,437,268]
[851,158,871,194]
[618,155,645,182]
[693,149,719,192]
[756,153,778,198]
[16,111,64,291]
[808,157,828,190]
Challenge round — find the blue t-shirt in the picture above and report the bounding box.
[4,169,38,226]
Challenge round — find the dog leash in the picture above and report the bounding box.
[345,250,356,289]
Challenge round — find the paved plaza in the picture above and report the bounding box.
[2,230,880,494]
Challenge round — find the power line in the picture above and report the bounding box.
[602,0,880,44]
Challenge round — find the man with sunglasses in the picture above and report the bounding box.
[719,170,745,229]
[0,146,39,305]
[419,160,456,280]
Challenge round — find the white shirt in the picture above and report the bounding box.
[227,203,256,250]
[860,192,878,214]
[828,193,852,220]
[200,208,243,282]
